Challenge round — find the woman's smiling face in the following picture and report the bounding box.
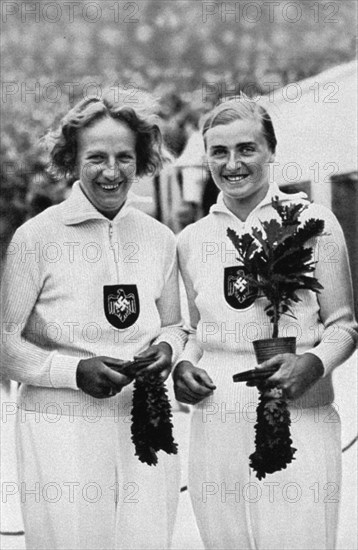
[205,118,275,209]
[77,117,137,219]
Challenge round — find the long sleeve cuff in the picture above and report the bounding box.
[49,354,81,389]
[306,327,358,376]
[153,326,188,365]
[176,332,203,366]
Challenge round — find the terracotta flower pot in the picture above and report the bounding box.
[253,337,296,365]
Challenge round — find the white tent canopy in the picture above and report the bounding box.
[261,60,357,187]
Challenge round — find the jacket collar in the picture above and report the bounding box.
[209,182,308,219]
[60,181,148,225]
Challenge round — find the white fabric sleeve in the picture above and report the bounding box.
[305,210,358,375]
[0,231,79,389]
[176,235,204,366]
[152,236,187,364]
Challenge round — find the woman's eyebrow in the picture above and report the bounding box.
[209,144,227,150]
[231,141,257,148]
[85,148,135,156]
[210,141,256,150]
[84,148,106,155]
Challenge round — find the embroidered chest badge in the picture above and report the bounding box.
[103,285,140,329]
[224,266,258,310]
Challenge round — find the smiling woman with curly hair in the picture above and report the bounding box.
[1,90,185,550]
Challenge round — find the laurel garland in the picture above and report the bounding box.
[131,373,178,466]
[249,387,296,480]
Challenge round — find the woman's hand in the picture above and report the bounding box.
[249,352,324,400]
[173,361,216,404]
[133,342,173,381]
[76,356,132,399]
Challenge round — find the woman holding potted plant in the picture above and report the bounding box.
[174,95,357,549]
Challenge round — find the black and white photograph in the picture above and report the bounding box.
[1,1,357,549]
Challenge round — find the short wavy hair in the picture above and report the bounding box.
[201,94,277,153]
[47,91,165,179]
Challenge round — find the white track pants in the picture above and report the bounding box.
[188,353,341,550]
[16,411,181,550]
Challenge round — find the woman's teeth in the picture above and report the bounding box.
[99,182,120,191]
[224,175,248,183]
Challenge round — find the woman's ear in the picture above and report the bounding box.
[269,151,276,163]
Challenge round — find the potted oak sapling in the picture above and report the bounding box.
[227,196,325,479]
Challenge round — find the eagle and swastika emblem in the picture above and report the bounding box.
[103,285,140,329]
[224,266,258,310]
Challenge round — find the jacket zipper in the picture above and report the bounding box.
[108,222,120,280]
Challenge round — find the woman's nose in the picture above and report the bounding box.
[226,152,240,171]
[102,161,119,180]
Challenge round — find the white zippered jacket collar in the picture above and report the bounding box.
[60,180,150,225]
[209,182,308,221]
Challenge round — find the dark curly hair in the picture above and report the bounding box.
[201,94,277,154]
[47,91,165,179]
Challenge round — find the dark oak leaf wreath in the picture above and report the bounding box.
[131,373,178,466]
[250,388,297,480]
